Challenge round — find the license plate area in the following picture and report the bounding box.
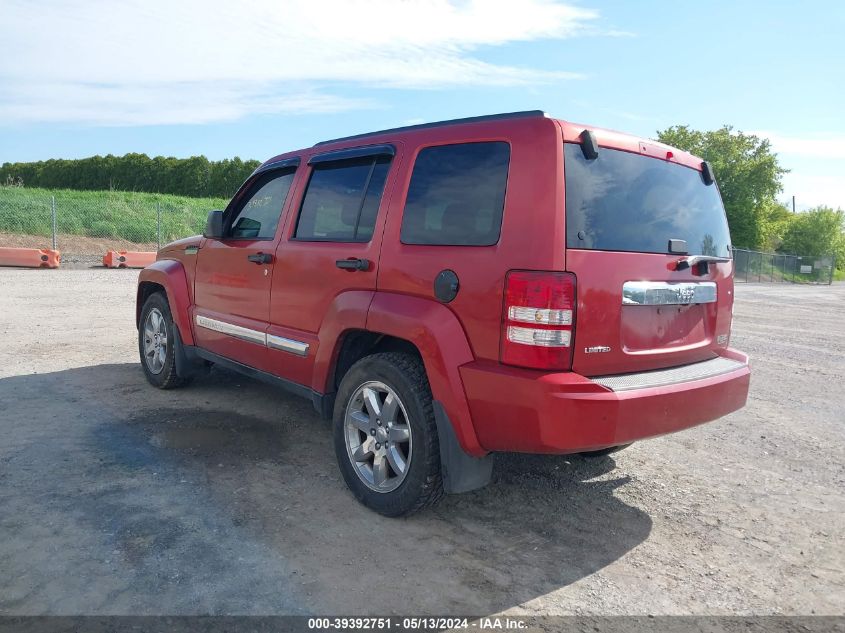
[621,303,712,352]
[621,281,717,353]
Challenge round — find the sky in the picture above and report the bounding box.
[1,0,843,209]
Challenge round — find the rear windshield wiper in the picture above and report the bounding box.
[674,255,732,274]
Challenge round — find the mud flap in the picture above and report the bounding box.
[433,401,494,494]
[172,327,207,379]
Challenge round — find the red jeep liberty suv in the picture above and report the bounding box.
[136,111,750,516]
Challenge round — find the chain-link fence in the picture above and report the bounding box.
[0,187,227,264]
[731,247,835,285]
[1,187,840,283]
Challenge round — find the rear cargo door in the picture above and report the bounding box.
[563,142,735,376]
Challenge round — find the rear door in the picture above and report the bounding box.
[267,145,398,387]
[563,141,735,376]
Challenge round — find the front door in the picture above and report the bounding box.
[193,165,298,370]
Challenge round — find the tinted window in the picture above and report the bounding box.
[228,171,295,239]
[564,144,732,256]
[400,142,510,246]
[295,157,391,241]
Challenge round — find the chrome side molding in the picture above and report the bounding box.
[195,315,310,356]
[267,334,309,357]
[622,281,717,306]
[195,315,266,345]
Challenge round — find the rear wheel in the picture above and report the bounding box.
[580,443,632,458]
[138,292,187,389]
[333,352,443,517]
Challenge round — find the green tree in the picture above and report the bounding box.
[760,200,794,251]
[780,206,845,269]
[0,153,260,198]
[656,125,787,250]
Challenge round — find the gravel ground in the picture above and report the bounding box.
[0,269,842,616]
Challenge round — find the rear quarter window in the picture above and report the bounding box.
[400,142,510,246]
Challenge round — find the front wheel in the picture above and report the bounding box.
[138,292,188,389]
[333,352,444,517]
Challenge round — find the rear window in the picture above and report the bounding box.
[294,156,391,242]
[400,142,510,246]
[564,143,731,256]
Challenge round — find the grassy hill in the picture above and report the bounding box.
[0,186,228,245]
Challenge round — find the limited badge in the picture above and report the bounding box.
[585,345,611,354]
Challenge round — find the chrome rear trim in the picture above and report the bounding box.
[267,334,309,357]
[622,281,717,306]
[592,357,745,392]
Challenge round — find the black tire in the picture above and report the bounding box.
[579,443,632,458]
[138,292,188,389]
[333,352,444,517]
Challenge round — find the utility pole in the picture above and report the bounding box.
[792,195,796,213]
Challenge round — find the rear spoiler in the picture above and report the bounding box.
[579,129,714,187]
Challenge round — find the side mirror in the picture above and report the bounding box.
[204,210,224,239]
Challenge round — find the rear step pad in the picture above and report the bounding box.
[592,357,746,392]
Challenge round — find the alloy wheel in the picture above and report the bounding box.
[344,381,413,493]
[142,308,168,375]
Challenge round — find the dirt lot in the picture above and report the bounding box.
[0,269,842,616]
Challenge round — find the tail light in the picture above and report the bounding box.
[501,270,576,370]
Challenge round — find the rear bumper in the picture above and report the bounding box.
[460,350,750,454]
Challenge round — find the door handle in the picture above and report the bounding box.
[247,252,273,264]
[335,258,370,271]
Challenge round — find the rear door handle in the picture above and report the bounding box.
[335,258,370,271]
[247,252,273,264]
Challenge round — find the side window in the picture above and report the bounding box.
[228,170,295,240]
[400,142,510,246]
[294,156,391,242]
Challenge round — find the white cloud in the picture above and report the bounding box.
[750,131,845,210]
[751,130,845,160]
[0,0,598,126]
[0,82,377,126]
[781,173,845,211]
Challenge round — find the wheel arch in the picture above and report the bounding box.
[136,259,194,345]
[136,281,165,322]
[329,330,421,391]
[327,325,493,494]
[361,292,485,459]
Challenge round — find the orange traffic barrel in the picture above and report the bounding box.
[0,247,61,268]
[102,250,157,269]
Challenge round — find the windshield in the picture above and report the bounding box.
[564,143,732,257]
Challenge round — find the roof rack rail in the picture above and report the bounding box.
[313,110,546,147]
